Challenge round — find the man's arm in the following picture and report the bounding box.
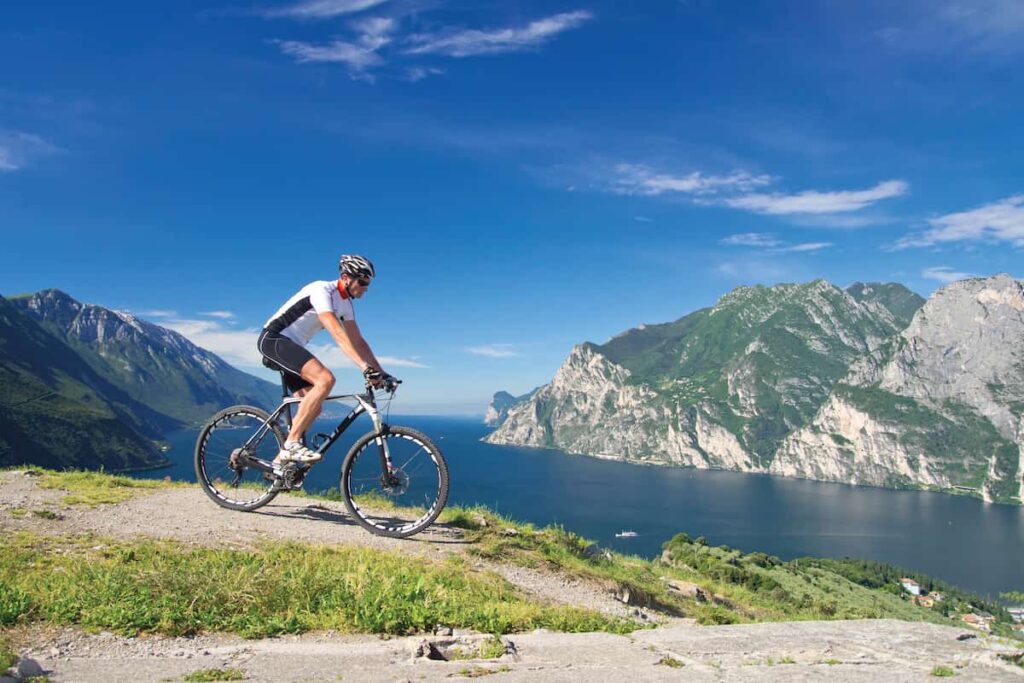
[318,312,379,372]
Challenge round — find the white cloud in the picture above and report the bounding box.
[896,195,1024,249]
[633,216,653,223]
[405,10,593,57]
[159,319,265,369]
[404,66,445,82]
[274,14,396,78]
[201,311,236,320]
[922,266,977,283]
[140,309,179,318]
[774,242,833,253]
[261,0,388,19]
[0,131,58,172]
[612,164,773,197]
[308,342,427,370]
[723,180,908,215]
[276,38,386,72]
[721,232,782,248]
[465,344,519,358]
[350,15,396,50]
[720,233,831,254]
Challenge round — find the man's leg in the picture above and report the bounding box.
[285,358,335,444]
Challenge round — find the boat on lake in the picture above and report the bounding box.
[615,530,637,538]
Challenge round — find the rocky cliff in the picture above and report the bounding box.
[485,277,1024,504]
[772,275,1024,503]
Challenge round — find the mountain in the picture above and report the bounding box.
[772,274,1024,503]
[482,278,1023,505]
[484,388,539,427]
[486,280,924,468]
[12,289,280,424]
[0,294,167,471]
[1,289,283,472]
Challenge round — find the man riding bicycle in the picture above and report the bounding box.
[257,254,398,471]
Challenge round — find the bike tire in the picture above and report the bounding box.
[339,425,449,538]
[195,404,284,512]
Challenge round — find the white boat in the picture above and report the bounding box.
[615,530,637,538]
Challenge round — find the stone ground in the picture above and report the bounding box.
[2,471,1023,682]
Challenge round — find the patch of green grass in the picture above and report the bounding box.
[931,665,956,677]
[656,656,684,668]
[31,509,59,520]
[23,676,50,683]
[450,636,507,660]
[183,668,246,682]
[0,580,34,625]
[780,656,795,664]
[0,531,629,638]
[0,636,18,670]
[9,508,27,518]
[823,659,841,665]
[37,470,178,506]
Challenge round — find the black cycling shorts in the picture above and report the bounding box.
[257,329,315,394]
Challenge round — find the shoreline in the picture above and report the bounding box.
[479,435,1018,507]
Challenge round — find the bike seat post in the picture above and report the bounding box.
[279,373,294,432]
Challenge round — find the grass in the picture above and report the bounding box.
[35,470,181,506]
[449,636,507,660]
[0,531,630,638]
[656,656,684,668]
[183,668,246,682]
[0,636,17,670]
[931,665,956,677]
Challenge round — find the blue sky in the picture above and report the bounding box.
[2,0,1023,414]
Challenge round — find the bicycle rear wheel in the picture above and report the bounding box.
[195,405,284,512]
[340,425,449,538]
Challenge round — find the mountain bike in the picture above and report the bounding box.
[194,377,449,539]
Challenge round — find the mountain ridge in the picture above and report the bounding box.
[1,289,282,471]
[485,277,1023,503]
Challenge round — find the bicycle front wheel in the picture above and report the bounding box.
[340,426,449,538]
[195,405,284,512]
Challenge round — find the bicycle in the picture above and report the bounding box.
[194,374,449,539]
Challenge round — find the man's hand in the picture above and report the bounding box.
[363,367,400,391]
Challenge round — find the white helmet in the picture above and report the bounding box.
[338,254,375,280]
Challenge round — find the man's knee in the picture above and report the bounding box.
[314,370,335,391]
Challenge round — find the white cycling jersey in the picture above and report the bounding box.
[264,280,355,347]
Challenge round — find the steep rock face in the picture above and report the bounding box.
[774,275,1024,503]
[484,389,540,427]
[15,290,279,424]
[488,281,921,473]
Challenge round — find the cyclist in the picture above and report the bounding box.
[257,254,398,470]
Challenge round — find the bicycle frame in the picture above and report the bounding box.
[238,389,393,476]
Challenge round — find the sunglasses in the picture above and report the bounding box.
[355,278,371,287]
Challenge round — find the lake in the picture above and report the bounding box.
[142,414,1024,599]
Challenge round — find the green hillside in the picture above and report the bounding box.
[0,297,167,471]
